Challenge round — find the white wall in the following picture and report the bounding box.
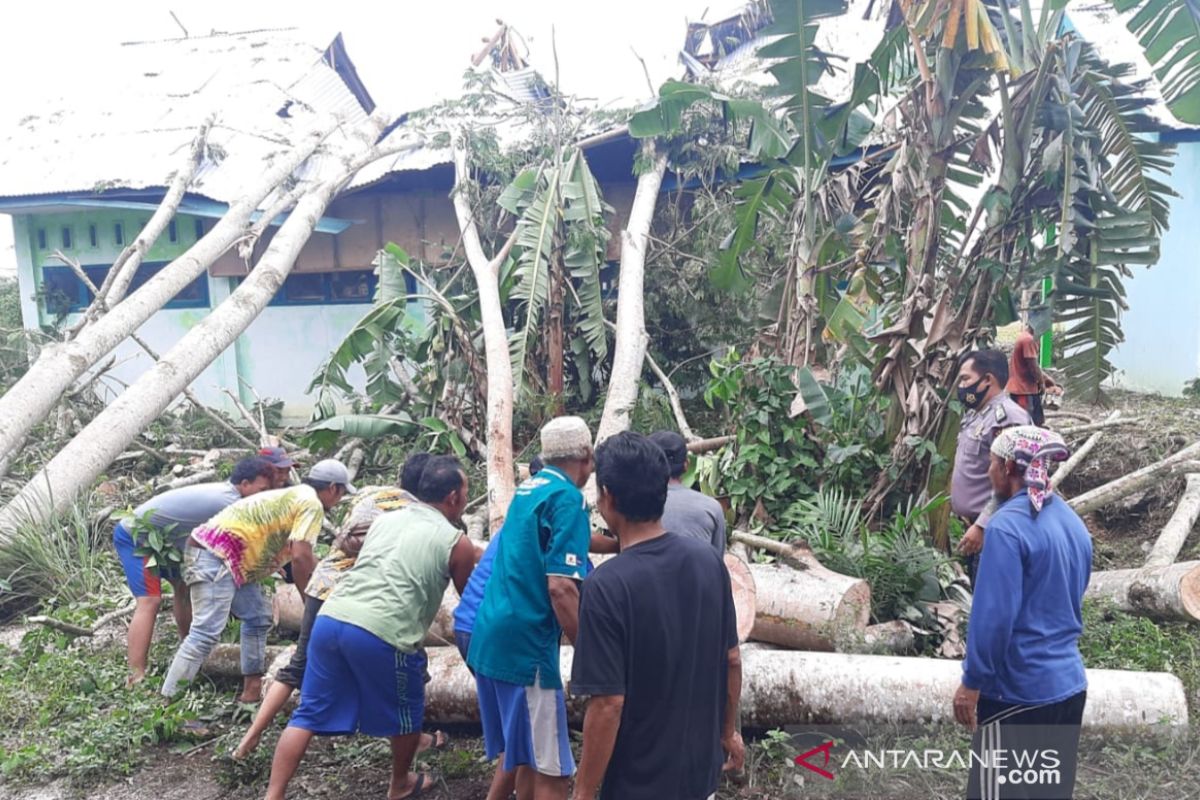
[1110,137,1200,396]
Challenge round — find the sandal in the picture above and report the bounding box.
[389,772,436,799]
[417,730,448,752]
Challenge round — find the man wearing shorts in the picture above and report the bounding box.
[233,452,431,759]
[161,459,353,702]
[468,417,595,800]
[114,456,274,687]
[265,455,476,800]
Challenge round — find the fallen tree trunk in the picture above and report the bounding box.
[748,562,871,651]
[0,121,425,535]
[1069,439,1200,516]
[687,435,734,454]
[201,643,288,680]
[1049,411,1118,491]
[420,646,1187,732]
[272,582,459,646]
[452,143,517,533]
[1145,474,1200,568]
[1086,561,1200,622]
[1056,417,1138,438]
[0,115,340,466]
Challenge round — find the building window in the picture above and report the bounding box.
[36,229,46,250]
[194,219,205,240]
[40,261,209,315]
[114,223,124,246]
[237,269,389,306]
[61,227,72,249]
[168,220,178,243]
[89,225,98,248]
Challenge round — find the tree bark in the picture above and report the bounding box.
[1145,474,1200,568]
[1069,439,1200,516]
[418,646,1188,732]
[0,120,413,536]
[201,643,288,681]
[452,143,517,533]
[593,144,667,447]
[105,117,216,308]
[1056,417,1139,438]
[0,115,340,465]
[1086,561,1200,622]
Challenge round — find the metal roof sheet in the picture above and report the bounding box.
[0,28,372,205]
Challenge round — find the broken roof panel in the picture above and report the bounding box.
[0,28,373,205]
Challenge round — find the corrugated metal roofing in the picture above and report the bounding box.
[0,28,372,204]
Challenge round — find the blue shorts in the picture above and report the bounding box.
[476,672,575,777]
[289,615,426,737]
[114,522,180,597]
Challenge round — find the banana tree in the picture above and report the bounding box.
[498,146,612,406]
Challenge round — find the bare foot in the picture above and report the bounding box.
[232,729,261,760]
[238,676,263,703]
[126,670,146,689]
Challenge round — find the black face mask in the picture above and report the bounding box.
[957,377,989,410]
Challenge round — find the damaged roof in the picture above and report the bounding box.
[0,28,373,206]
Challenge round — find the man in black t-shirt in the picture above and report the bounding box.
[571,432,744,800]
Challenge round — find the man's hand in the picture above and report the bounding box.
[954,684,980,730]
[722,730,745,772]
[957,524,984,556]
[1046,383,1064,396]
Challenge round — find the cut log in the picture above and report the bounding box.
[273,584,306,632]
[420,646,1187,733]
[860,620,916,654]
[748,562,870,651]
[272,582,459,647]
[201,643,288,679]
[1145,474,1200,568]
[687,435,734,454]
[1069,439,1200,516]
[1086,562,1200,622]
[724,552,757,643]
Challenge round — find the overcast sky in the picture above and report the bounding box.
[0,0,733,277]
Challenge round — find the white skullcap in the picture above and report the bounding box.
[539,416,593,461]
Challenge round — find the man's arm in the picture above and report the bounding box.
[722,645,745,771]
[287,541,316,596]
[589,532,619,554]
[448,535,476,595]
[548,576,582,643]
[572,694,625,800]
[962,523,1023,693]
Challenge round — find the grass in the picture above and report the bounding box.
[0,499,124,620]
[0,626,232,786]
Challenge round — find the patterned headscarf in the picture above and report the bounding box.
[990,425,1070,514]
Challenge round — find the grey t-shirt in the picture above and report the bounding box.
[128,482,241,547]
[660,484,726,553]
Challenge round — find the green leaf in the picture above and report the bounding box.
[1111,0,1200,124]
[507,168,560,398]
[794,366,832,427]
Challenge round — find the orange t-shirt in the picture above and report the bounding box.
[1007,331,1040,395]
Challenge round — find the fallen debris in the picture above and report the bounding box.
[1069,439,1200,516]
[1145,474,1200,568]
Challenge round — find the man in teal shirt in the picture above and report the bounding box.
[468,416,594,800]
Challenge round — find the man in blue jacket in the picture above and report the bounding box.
[955,426,1092,800]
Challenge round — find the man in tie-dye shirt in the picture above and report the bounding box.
[162,459,354,702]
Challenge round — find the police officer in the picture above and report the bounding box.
[951,349,1031,582]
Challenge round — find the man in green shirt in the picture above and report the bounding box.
[265,456,476,800]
